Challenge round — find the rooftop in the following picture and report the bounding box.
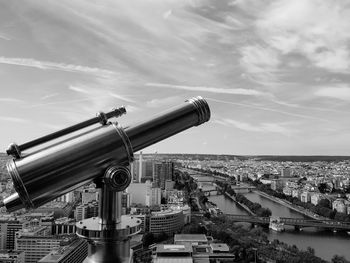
[174,234,208,242]
[155,244,193,254]
[153,257,193,263]
[209,243,230,252]
[38,239,85,262]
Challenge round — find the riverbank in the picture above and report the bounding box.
[223,192,257,216]
[254,190,329,220]
[209,193,350,261]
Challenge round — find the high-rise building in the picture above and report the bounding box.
[0,218,28,250]
[127,182,152,206]
[138,151,143,183]
[52,218,76,235]
[75,202,99,221]
[150,187,161,206]
[55,192,75,203]
[281,168,291,177]
[81,189,99,205]
[131,155,154,183]
[38,238,88,263]
[153,161,174,189]
[144,160,154,182]
[121,192,131,215]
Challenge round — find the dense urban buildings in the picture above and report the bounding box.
[1,153,350,262]
[38,238,88,263]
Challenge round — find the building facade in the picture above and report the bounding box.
[149,209,184,237]
[38,238,88,263]
[0,250,24,263]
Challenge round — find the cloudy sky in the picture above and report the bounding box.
[1,0,350,155]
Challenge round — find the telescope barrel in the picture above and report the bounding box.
[126,97,210,152]
[6,107,126,158]
[2,96,210,212]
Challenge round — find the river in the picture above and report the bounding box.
[208,191,350,261]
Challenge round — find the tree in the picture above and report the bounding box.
[143,232,155,247]
[204,211,211,219]
[318,183,328,193]
[307,246,315,255]
[161,197,167,204]
[332,255,350,263]
[318,199,331,208]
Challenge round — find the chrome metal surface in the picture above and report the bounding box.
[76,166,138,263]
[6,143,21,159]
[186,96,211,125]
[2,193,22,211]
[77,215,141,263]
[3,97,210,212]
[100,187,121,227]
[4,124,133,212]
[6,106,126,158]
[104,166,131,192]
[82,240,130,263]
[125,96,211,152]
[112,124,134,164]
[76,216,141,241]
[96,112,108,125]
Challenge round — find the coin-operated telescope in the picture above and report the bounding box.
[1,96,210,263]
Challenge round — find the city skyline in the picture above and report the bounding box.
[1,0,350,155]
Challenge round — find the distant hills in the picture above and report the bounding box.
[140,153,350,162]
[1,152,350,172]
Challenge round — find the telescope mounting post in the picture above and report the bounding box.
[77,165,141,263]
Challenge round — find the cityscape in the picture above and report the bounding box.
[1,152,350,262]
[1,0,350,263]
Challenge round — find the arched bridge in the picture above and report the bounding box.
[226,214,350,231]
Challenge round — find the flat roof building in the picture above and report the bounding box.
[38,238,87,263]
[152,244,193,263]
[174,234,208,246]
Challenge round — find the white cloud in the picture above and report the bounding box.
[41,93,59,100]
[240,45,280,73]
[0,98,22,103]
[215,118,293,135]
[69,85,90,94]
[109,92,136,103]
[124,105,140,113]
[145,83,266,96]
[206,97,328,122]
[315,85,350,101]
[146,96,180,108]
[256,0,350,73]
[163,10,172,19]
[0,116,28,123]
[0,57,114,77]
[0,34,11,41]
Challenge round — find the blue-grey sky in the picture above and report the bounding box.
[1,0,350,155]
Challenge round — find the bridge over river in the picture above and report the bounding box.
[226,214,350,231]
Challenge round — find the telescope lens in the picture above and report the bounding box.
[114,172,128,186]
[104,166,131,192]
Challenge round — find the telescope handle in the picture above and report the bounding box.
[6,107,126,159]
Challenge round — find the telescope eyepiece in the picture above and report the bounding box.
[186,96,211,126]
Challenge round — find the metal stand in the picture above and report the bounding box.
[77,166,141,263]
